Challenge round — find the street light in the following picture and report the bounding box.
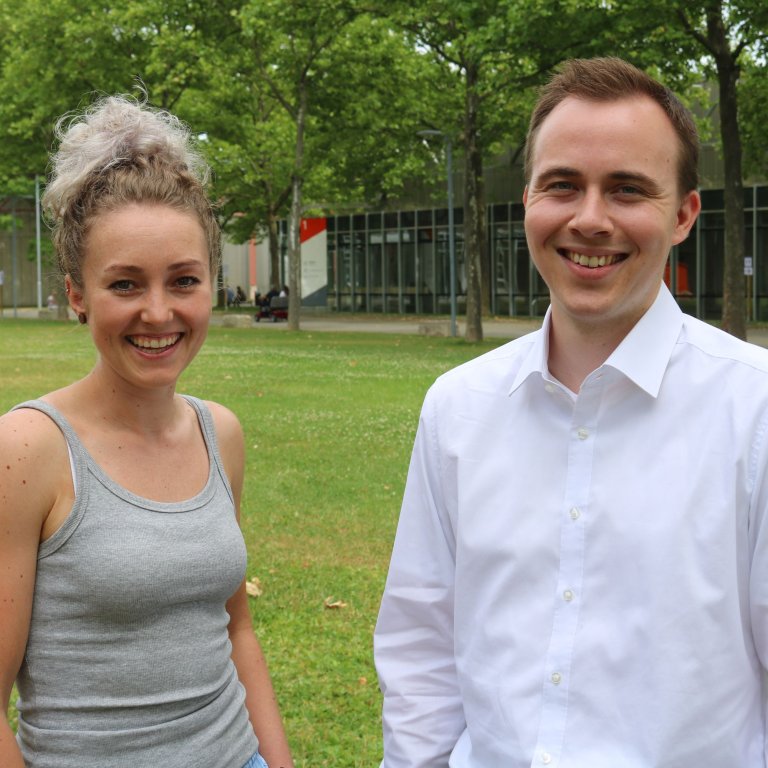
[417,129,457,337]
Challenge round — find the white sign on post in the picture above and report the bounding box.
[745,256,753,276]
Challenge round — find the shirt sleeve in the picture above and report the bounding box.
[748,407,768,761]
[374,387,465,768]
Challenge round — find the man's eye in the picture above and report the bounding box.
[617,185,642,195]
[547,181,575,191]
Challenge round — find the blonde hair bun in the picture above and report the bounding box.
[44,94,209,220]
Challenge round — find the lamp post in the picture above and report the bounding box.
[417,129,457,337]
[35,175,42,310]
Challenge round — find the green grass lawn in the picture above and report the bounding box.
[0,319,505,766]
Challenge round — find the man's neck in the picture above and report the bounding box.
[546,316,631,394]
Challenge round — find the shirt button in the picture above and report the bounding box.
[551,672,562,685]
[545,383,555,394]
[541,752,552,764]
[569,507,581,521]
[563,589,574,602]
[577,427,589,440]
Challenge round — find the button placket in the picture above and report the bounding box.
[531,379,602,767]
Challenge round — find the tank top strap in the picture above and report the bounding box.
[180,395,235,507]
[11,399,91,558]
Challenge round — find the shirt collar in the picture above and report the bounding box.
[509,284,683,398]
[603,283,683,397]
[509,307,553,395]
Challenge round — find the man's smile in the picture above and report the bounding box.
[559,249,628,269]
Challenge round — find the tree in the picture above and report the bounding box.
[0,0,239,184]
[234,0,365,330]
[739,58,768,180]
[180,40,296,297]
[0,0,240,308]
[612,0,768,339]
[673,1,768,338]
[229,2,440,328]
[0,0,132,190]
[386,0,616,340]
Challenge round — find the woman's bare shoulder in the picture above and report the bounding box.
[0,405,72,518]
[199,399,245,500]
[202,399,244,444]
[0,404,67,452]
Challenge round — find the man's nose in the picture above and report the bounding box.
[568,189,613,238]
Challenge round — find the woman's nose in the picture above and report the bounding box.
[140,289,173,324]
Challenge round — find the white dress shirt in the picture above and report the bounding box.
[375,284,768,768]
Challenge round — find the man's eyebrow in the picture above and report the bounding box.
[532,167,663,195]
[533,167,580,185]
[608,171,663,195]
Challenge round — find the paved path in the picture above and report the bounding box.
[250,313,544,340]
[5,305,768,348]
[224,309,768,348]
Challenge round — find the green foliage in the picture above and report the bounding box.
[740,58,768,179]
[309,16,446,207]
[1,320,505,766]
[26,233,55,264]
[605,0,768,337]
[1,0,766,329]
[0,0,239,188]
[0,214,19,231]
[0,0,138,186]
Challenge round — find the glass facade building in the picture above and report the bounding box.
[317,184,768,321]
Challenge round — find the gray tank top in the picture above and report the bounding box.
[13,397,259,768]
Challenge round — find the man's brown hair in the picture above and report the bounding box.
[524,57,699,193]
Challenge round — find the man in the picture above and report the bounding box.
[374,57,768,767]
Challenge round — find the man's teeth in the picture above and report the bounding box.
[566,251,621,268]
[130,334,180,349]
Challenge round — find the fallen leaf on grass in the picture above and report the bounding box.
[323,596,348,609]
[245,577,263,598]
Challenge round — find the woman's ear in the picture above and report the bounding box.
[64,274,86,316]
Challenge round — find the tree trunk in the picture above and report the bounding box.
[267,208,280,292]
[709,7,746,339]
[463,61,484,342]
[287,86,306,332]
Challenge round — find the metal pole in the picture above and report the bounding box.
[753,184,758,322]
[35,175,42,309]
[446,136,457,337]
[11,196,17,318]
[417,129,457,336]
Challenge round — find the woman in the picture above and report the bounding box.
[0,96,293,768]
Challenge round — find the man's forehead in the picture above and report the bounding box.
[529,95,679,173]
[536,94,671,135]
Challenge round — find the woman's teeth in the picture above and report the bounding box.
[129,334,180,349]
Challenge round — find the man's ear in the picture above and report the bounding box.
[64,274,86,315]
[522,185,529,208]
[672,190,702,246]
